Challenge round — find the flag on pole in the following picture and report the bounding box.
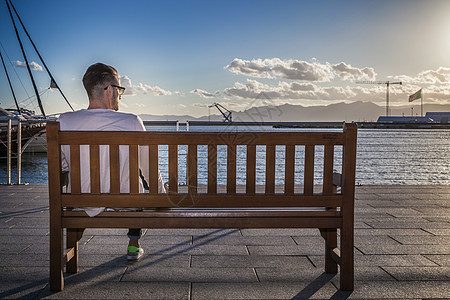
[409,89,422,102]
[50,78,58,89]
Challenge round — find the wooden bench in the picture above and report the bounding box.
[47,122,357,291]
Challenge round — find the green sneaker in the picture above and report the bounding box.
[127,245,144,261]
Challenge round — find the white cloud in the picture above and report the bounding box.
[120,75,173,96]
[193,103,208,107]
[332,62,376,81]
[225,58,375,82]
[190,89,217,98]
[223,79,409,104]
[391,67,450,85]
[14,60,43,71]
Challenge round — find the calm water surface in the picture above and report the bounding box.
[1,126,449,185]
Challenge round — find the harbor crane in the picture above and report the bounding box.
[208,102,232,122]
[356,81,402,116]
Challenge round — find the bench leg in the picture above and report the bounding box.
[66,228,84,274]
[340,227,354,291]
[50,227,64,291]
[324,229,338,274]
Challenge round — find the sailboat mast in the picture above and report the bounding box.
[7,0,74,112]
[0,51,20,111]
[5,0,46,117]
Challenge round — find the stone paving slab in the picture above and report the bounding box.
[424,255,450,266]
[391,235,450,245]
[1,184,450,299]
[256,266,395,282]
[309,254,440,267]
[341,281,450,299]
[191,281,339,299]
[383,266,450,281]
[41,282,190,299]
[191,255,313,268]
[122,266,258,283]
[0,280,49,299]
[79,254,190,268]
[247,245,326,256]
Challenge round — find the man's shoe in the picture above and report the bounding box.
[127,246,144,261]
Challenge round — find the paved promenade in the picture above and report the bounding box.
[0,184,449,299]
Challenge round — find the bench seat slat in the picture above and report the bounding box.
[61,216,342,229]
[63,208,340,217]
[60,194,343,207]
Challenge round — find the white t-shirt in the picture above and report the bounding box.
[58,109,165,216]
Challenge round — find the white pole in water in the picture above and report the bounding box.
[176,121,179,132]
[7,120,12,185]
[17,121,21,184]
[186,121,189,132]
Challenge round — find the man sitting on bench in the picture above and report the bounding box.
[58,62,165,260]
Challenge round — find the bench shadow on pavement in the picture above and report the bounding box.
[3,228,352,298]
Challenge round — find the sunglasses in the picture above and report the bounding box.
[104,84,126,96]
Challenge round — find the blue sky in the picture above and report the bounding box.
[0,0,449,117]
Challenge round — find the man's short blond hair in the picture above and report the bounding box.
[82,63,119,99]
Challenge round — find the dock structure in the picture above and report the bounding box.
[0,184,449,299]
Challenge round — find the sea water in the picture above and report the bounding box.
[1,125,449,185]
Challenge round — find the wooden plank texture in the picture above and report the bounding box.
[59,131,345,146]
[69,145,81,194]
[304,145,315,195]
[246,145,256,195]
[265,145,275,194]
[109,145,120,194]
[89,145,100,194]
[208,145,217,194]
[149,145,159,194]
[323,145,334,195]
[285,145,295,195]
[168,145,178,194]
[188,145,198,195]
[227,145,236,194]
[129,145,139,194]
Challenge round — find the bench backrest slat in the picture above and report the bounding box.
[149,145,159,194]
[227,145,237,194]
[70,145,81,194]
[304,145,315,196]
[109,145,120,194]
[265,145,276,195]
[168,145,178,194]
[129,145,139,194]
[323,145,334,195]
[187,145,198,195]
[208,144,217,194]
[285,145,295,195]
[89,145,100,194]
[246,145,256,195]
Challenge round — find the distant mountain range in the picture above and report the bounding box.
[140,101,450,122]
